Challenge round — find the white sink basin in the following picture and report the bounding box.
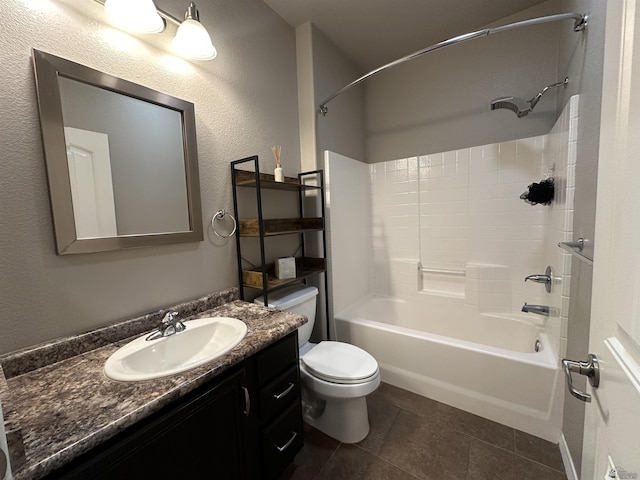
[104,317,248,382]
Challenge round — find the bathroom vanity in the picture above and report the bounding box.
[0,288,304,479]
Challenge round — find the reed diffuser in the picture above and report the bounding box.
[271,145,284,182]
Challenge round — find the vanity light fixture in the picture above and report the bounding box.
[96,0,216,61]
[172,2,217,60]
[104,0,165,34]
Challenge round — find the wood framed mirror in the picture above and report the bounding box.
[32,49,203,254]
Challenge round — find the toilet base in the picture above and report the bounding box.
[302,393,371,443]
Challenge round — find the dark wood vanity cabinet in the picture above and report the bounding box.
[247,331,304,479]
[48,367,249,479]
[46,332,303,480]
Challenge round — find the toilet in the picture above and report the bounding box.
[255,284,380,443]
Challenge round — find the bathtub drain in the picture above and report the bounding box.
[534,339,542,352]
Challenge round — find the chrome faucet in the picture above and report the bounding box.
[521,303,549,316]
[524,266,552,293]
[146,311,186,341]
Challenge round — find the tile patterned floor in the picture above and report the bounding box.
[281,383,567,480]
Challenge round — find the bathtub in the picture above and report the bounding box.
[334,295,563,441]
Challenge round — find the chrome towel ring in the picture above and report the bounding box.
[211,209,237,238]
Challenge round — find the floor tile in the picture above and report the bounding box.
[283,383,569,480]
[438,403,516,452]
[356,392,400,455]
[515,430,565,472]
[466,439,567,480]
[365,458,420,480]
[379,409,471,479]
[280,423,340,480]
[315,444,418,480]
[372,383,440,418]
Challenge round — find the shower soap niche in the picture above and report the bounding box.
[419,265,465,299]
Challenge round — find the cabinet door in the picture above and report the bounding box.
[50,368,248,480]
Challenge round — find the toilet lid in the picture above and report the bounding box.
[301,341,379,384]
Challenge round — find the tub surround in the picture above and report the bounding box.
[325,96,579,444]
[0,287,307,479]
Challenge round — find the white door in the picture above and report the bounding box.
[64,127,117,239]
[579,1,640,479]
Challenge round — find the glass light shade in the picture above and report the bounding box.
[172,18,217,60]
[105,0,165,34]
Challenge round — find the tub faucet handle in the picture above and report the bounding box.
[524,266,552,293]
[525,274,548,282]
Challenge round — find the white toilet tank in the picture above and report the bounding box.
[254,284,318,346]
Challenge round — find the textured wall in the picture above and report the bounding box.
[0,0,300,352]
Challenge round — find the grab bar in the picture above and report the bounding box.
[558,238,593,266]
[419,266,465,276]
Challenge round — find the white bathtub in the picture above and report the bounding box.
[334,295,563,441]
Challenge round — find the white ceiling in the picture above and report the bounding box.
[263,0,551,71]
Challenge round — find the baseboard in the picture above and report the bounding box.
[559,433,579,480]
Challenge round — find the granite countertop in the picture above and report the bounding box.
[0,288,306,479]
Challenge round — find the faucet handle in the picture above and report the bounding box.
[524,274,549,282]
[524,266,552,293]
[161,311,180,325]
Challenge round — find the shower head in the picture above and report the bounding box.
[491,77,569,118]
[490,96,533,118]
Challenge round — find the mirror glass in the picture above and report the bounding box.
[32,49,203,254]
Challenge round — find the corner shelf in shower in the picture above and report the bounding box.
[230,156,329,328]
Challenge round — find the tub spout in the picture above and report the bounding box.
[521,303,549,316]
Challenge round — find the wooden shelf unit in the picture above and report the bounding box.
[238,218,324,237]
[242,257,326,290]
[233,170,321,192]
[231,156,329,334]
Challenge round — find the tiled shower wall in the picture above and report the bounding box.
[371,136,551,308]
[326,97,577,357]
[364,95,578,358]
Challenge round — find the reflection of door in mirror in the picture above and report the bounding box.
[64,127,117,239]
[58,76,190,237]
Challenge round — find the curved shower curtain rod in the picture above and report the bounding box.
[318,12,587,115]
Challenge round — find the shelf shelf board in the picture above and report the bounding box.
[239,218,324,237]
[242,257,326,290]
[234,170,321,191]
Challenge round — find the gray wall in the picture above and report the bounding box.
[297,23,365,171]
[557,0,607,476]
[363,1,566,163]
[0,0,300,353]
[313,26,366,168]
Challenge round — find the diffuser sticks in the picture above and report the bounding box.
[271,145,284,182]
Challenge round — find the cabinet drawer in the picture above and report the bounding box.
[257,333,298,386]
[262,402,304,479]
[260,365,299,420]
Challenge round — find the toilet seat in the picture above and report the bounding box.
[301,341,379,385]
